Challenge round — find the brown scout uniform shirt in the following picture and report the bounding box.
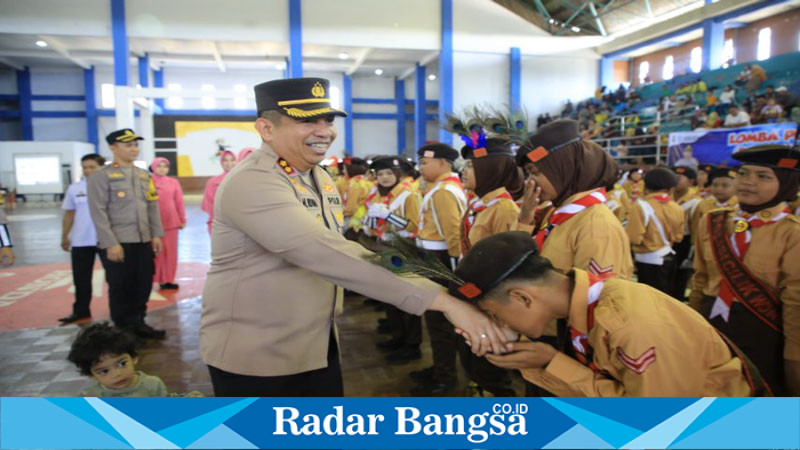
[518,190,634,279]
[626,193,685,254]
[691,195,738,239]
[606,185,631,224]
[200,144,441,377]
[368,182,421,238]
[87,163,163,248]
[690,202,800,362]
[674,188,703,239]
[521,269,753,396]
[466,187,520,246]
[417,173,466,258]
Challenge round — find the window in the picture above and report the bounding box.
[167,83,183,109]
[690,47,702,73]
[722,39,735,68]
[100,83,115,108]
[757,27,771,61]
[662,55,674,80]
[233,83,247,93]
[638,61,650,84]
[329,85,341,110]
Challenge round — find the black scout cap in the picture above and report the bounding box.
[417,143,459,163]
[672,166,697,180]
[106,128,143,145]
[449,231,539,301]
[343,156,368,167]
[732,145,800,172]
[708,167,739,183]
[645,168,678,191]
[370,156,403,172]
[516,119,581,167]
[254,77,347,119]
[698,163,716,174]
[461,137,515,160]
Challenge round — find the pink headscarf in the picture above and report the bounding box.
[150,157,170,179]
[219,150,237,171]
[238,147,255,162]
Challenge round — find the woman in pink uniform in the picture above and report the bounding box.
[150,157,186,290]
[201,150,237,234]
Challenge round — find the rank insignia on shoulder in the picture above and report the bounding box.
[617,347,656,374]
[734,220,749,233]
[138,172,148,179]
[323,184,335,193]
[108,172,124,179]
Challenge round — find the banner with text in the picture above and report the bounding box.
[668,123,798,166]
[2,397,799,449]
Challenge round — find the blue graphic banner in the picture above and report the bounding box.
[1,397,799,449]
[668,123,798,166]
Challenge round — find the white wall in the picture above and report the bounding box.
[0,141,94,191]
[521,54,599,118]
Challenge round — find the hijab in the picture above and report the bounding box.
[739,166,800,213]
[533,140,619,206]
[149,157,170,180]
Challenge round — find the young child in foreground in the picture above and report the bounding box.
[68,322,201,397]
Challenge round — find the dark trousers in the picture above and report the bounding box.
[423,249,459,384]
[457,341,514,396]
[99,242,154,327]
[668,238,693,301]
[70,246,98,317]
[208,332,344,397]
[387,306,422,346]
[635,255,675,296]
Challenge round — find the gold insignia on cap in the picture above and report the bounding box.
[283,107,339,118]
[311,82,325,98]
[734,220,749,233]
[759,210,772,218]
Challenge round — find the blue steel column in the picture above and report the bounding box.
[288,0,302,78]
[414,64,426,153]
[17,67,33,140]
[84,67,99,150]
[599,57,614,89]
[110,0,129,87]
[153,67,164,110]
[138,53,149,87]
[438,0,453,143]
[702,19,724,71]
[395,78,406,155]
[343,75,353,156]
[509,47,521,112]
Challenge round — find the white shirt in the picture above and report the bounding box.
[719,90,736,104]
[724,111,751,127]
[62,179,98,247]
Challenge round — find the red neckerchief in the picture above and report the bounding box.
[461,191,513,253]
[569,272,615,374]
[648,194,670,203]
[364,185,396,238]
[534,189,607,250]
[711,207,791,321]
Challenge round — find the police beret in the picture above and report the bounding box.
[254,77,347,119]
[708,167,739,183]
[461,137,515,160]
[449,231,539,301]
[732,145,800,172]
[370,156,403,172]
[645,168,679,191]
[106,128,143,145]
[417,143,459,163]
[672,166,697,179]
[516,119,581,167]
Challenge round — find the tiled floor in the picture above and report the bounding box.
[0,201,523,397]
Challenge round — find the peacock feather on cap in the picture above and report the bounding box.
[442,105,530,151]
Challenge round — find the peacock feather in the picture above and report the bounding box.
[364,236,465,285]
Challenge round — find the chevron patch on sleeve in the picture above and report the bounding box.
[617,347,656,374]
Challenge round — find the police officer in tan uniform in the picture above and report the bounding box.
[200,78,507,397]
[88,129,165,339]
[626,168,685,294]
[449,231,767,397]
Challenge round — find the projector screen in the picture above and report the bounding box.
[14,154,63,195]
